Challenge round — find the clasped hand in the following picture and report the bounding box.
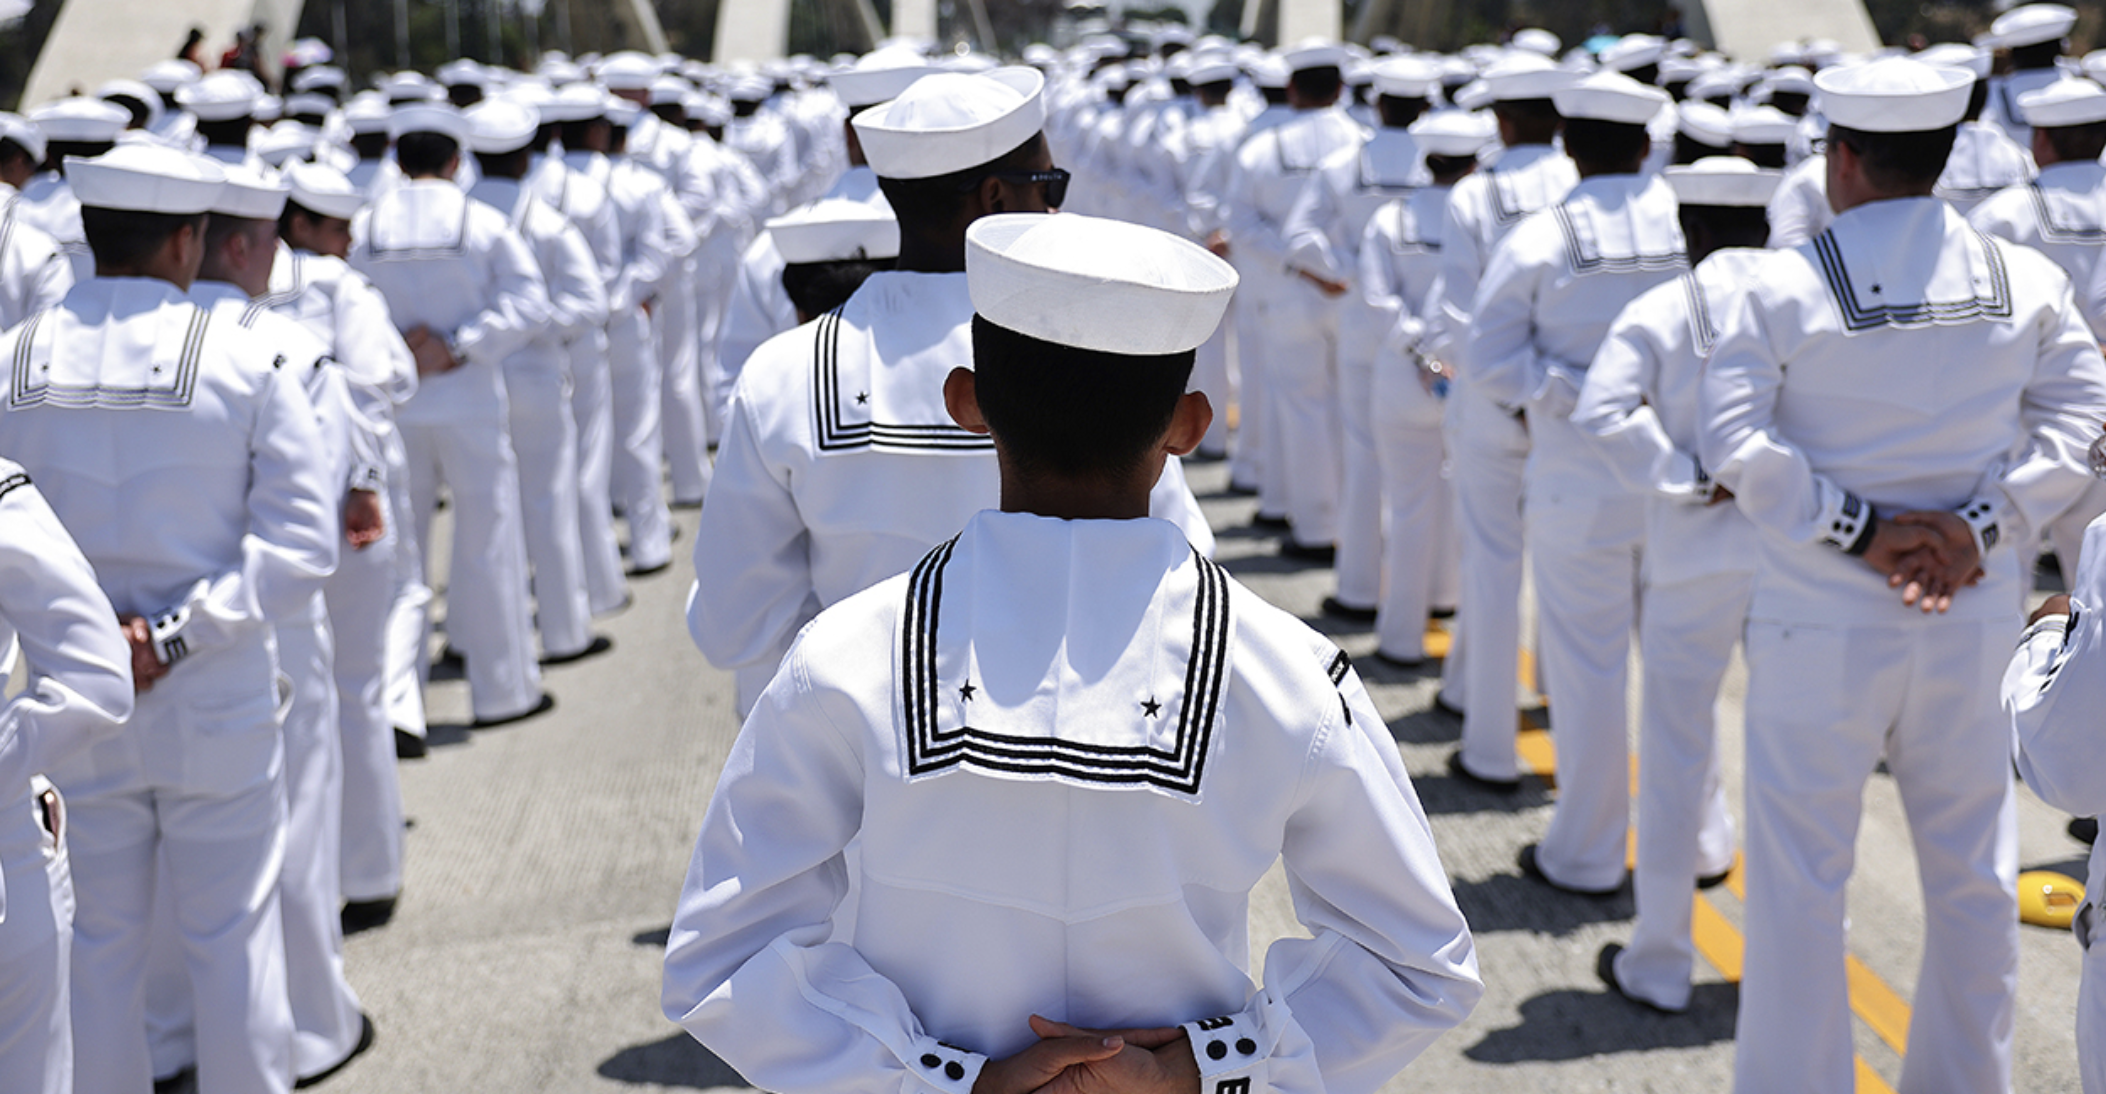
[402,325,460,377]
[1860,510,1983,614]
[973,1015,1201,1094]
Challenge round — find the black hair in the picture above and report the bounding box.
[1425,152,1478,183]
[1260,85,1289,106]
[474,147,533,181]
[279,198,340,237]
[1288,65,1343,102]
[350,131,389,160]
[447,84,484,108]
[652,102,686,125]
[1828,123,1956,192]
[1492,97,1562,144]
[1735,141,1788,169]
[201,207,266,254]
[43,140,114,174]
[2047,120,2106,163]
[196,117,252,148]
[1193,78,1233,104]
[395,131,459,177]
[558,118,607,152]
[1677,204,1769,258]
[81,206,203,268]
[875,133,1045,231]
[2012,39,2064,71]
[1562,118,1648,171]
[103,93,153,128]
[1964,79,1989,123]
[780,257,891,319]
[1768,91,1810,118]
[1673,132,1730,165]
[0,138,34,173]
[1623,63,1661,87]
[1375,94,1428,128]
[970,315,1194,485]
[732,98,761,117]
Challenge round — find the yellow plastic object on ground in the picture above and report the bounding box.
[2019,870,2085,930]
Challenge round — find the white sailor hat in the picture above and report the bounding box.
[139,59,202,94]
[1372,56,1441,98]
[30,98,130,143]
[284,160,364,219]
[540,84,611,122]
[768,198,900,264]
[1676,100,1734,147]
[464,99,538,154]
[724,73,774,103]
[1281,39,1347,74]
[1482,53,1581,102]
[177,70,265,122]
[343,92,392,135]
[1664,156,1782,206]
[539,58,585,85]
[67,143,225,213]
[1511,28,1561,57]
[387,102,469,142]
[377,71,439,103]
[688,93,732,127]
[1250,56,1291,89]
[1553,71,1670,124]
[1730,104,1798,145]
[1186,53,1239,86]
[1150,24,1195,50]
[1990,4,2077,49]
[253,121,319,167]
[604,97,642,127]
[253,95,282,124]
[598,51,662,91]
[1096,66,1132,93]
[1814,57,1973,132]
[209,162,288,219]
[943,52,998,75]
[436,59,488,88]
[283,92,335,119]
[97,79,164,127]
[1022,43,1058,67]
[1410,110,1496,157]
[0,114,44,163]
[967,213,1235,356]
[853,67,1045,180]
[1762,65,1816,97]
[1912,43,1990,79]
[648,77,692,107]
[291,66,346,94]
[831,47,939,108]
[1659,56,1704,85]
[1600,34,1667,73]
[1685,69,1743,101]
[2020,76,2106,127]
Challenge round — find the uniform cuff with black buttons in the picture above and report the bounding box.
[908,1036,983,1094]
[150,604,192,666]
[1179,1012,1270,1094]
[1956,496,2001,556]
[1821,490,1875,556]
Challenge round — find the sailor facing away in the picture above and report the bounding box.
[665,210,1480,1094]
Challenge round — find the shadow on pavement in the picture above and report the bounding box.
[1383,708,1462,747]
[424,723,473,750]
[1464,982,1738,1063]
[634,925,671,947]
[1449,872,1632,935]
[1410,767,1551,817]
[599,1033,754,1088]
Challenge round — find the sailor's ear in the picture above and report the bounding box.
[943,367,990,434]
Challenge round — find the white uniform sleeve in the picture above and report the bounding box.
[452,222,551,368]
[1148,458,1216,559]
[1185,661,1481,1094]
[1357,209,1414,349]
[331,269,418,407]
[1464,225,1558,412]
[719,235,798,383]
[541,215,612,343]
[1282,162,1347,284]
[609,188,674,315]
[1223,144,1293,275]
[1428,188,1486,369]
[152,360,338,667]
[2005,515,2106,815]
[1573,295,1703,500]
[0,472,133,794]
[685,375,816,670]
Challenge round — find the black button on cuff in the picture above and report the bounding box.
[1236,1038,1257,1056]
[945,1062,965,1081]
[920,1055,941,1069]
[1207,1041,1228,1060]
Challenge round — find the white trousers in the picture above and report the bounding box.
[1333,352,1381,607]
[1615,566,1749,1010]
[506,366,593,658]
[1192,312,1234,458]
[1448,389,1531,780]
[326,513,404,904]
[380,426,430,739]
[1735,617,2018,1094]
[1526,434,1647,891]
[0,783,71,1094]
[1371,362,1456,660]
[2083,919,2106,1094]
[403,390,544,722]
[58,642,293,1094]
[607,309,672,572]
[2052,478,2106,579]
[570,332,628,616]
[1256,288,1341,547]
[661,258,715,505]
[1229,291,1273,501]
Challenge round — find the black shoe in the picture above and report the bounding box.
[1697,864,1735,890]
[1321,595,1379,623]
[2073,816,2099,845]
[1251,511,1291,529]
[1279,540,1336,564]
[1372,649,1429,671]
[1518,843,1626,897]
[474,692,556,728]
[393,728,427,759]
[1226,480,1261,497]
[541,634,614,665]
[435,644,465,668]
[1446,749,1520,792]
[627,559,673,577]
[1433,693,1466,719]
[296,1013,376,1088]
[153,1067,196,1094]
[1596,943,1682,1014]
[1430,606,1457,620]
[669,496,705,510]
[1187,447,1229,464]
[341,896,397,936]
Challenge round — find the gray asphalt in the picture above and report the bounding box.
[318,458,2087,1093]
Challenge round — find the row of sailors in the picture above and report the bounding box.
[0,42,929,1094]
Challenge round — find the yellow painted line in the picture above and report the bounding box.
[1857,1057,1899,1094]
[1515,725,1556,785]
[1846,955,1913,1056]
[1422,620,1451,660]
[1691,890,1744,980]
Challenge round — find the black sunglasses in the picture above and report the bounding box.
[958,166,1071,208]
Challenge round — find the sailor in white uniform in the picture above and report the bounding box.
[664,210,1480,1094]
[1282,55,1433,617]
[178,71,269,170]
[1470,72,1689,893]
[1358,112,1488,667]
[0,114,72,328]
[189,163,373,1086]
[350,104,553,727]
[1698,59,2106,1094]
[465,99,611,664]
[0,463,133,1094]
[1918,45,2037,217]
[688,68,1212,718]
[1983,3,2078,148]
[2004,511,2106,1094]
[1973,77,2106,575]
[273,162,420,921]
[2,143,335,1094]
[1577,157,1779,1012]
[18,98,128,285]
[1432,55,1578,788]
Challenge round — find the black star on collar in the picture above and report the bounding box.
[855,391,869,405]
[959,680,976,702]
[1141,696,1162,718]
